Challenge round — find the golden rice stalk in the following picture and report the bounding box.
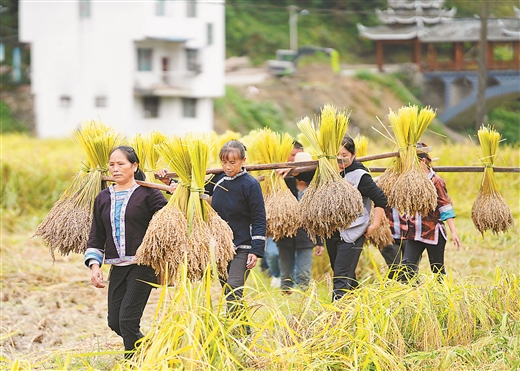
[33,121,124,259]
[299,179,363,241]
[378,106,437,215]
[354,134,369,158]
[247,128,300,239]
[365,206,394,250]
[138,135,235,283]
[264,189,300,240]
[206,207,235,279]
[471,125,513,235]
[132,132,168,183]
[387,163,437,217]
[135,202,189,285]
[208,130,242,168]
[297,105,363,238]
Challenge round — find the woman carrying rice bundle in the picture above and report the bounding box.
[399,143,461,282]
[326,136,387,301]
[205,140,266,333]
[84,145,167,359]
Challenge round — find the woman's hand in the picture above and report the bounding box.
[315,245,324,256]
[155,168,171,186]
[364,224,378,237]
[275,168,292,178]
[90,264,105,288]
[452,232,461,251]
[246,254,258,269]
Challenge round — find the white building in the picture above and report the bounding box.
[19,0,225,138]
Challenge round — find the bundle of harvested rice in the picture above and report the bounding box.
[471,125,514,235]
[356,139,393,249]
[136,135,234,283]
[33,121,124,259]
[247,128,300,240]
[376,105,437,216]
[132,131,167,183]
[297,104,363,240]
[365,206,394,250]
[208,130,241,168]
[354,134,369,160]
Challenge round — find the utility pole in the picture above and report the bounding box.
[475,0,488,131]
[288,5,298,52]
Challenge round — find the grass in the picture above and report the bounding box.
[1,134,519,370]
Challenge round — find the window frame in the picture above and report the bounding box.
[137,48,153,72]
[182,97,197,118]
[143,96,160,118]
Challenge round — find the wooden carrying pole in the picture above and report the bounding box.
[157,150,519,179]
[102,150,519,192]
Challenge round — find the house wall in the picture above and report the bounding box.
[19,0,224,138]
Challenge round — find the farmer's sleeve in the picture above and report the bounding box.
[359,174,387,209]
[84,194,106,268]
[148,188,168,214]
[247,180,266,258]
[434,176,456,221]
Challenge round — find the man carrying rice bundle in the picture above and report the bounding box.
[399,142,461,283]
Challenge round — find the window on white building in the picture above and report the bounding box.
[186,49,199,72]
[60,96,72,108]
[95,96,107,107]
[156,0,166,16]
[79,0,91,18]
[137,49,153,71]
[187,0,196,18]
[182,98,197,118]
[143,96,160,118]
[207,23,213,46]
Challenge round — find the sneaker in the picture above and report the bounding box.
[270,276,281,288]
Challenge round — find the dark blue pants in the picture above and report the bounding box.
[107,264,157,353]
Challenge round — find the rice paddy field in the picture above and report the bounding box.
[1,133,519,370]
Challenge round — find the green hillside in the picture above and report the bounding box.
[225,0,518,64]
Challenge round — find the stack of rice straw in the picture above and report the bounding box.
[246,128,300,240]
[375,105,437,216]
[471,125,514,235]
[297,104,363,240]
[354,134,393,249]
[208,130,241,168]
[131,132,168,183]
[33,120,124,260]
[136,134,235,284]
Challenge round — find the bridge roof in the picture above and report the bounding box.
[359,18,520,42]
[421,18,520,42]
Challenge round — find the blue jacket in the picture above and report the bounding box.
[206,169,266,257]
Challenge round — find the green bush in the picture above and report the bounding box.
[0,100,28,133]
[488,100,520,144]
[215,86,286,133]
